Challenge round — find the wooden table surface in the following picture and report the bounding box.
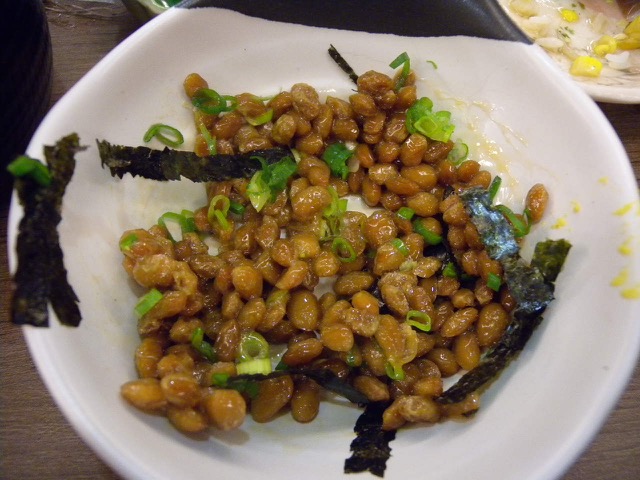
[1,2,639,478]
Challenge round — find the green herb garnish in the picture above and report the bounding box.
[406,97,455,143]
[322,142,353,180]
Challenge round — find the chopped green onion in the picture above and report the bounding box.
[236,358,272,375]
[412,219,442,245]
[495,204,531,237]
[247,171,270,212]
[211,373,230,386]
[229,200,245,216]
[487,272,502,292]
[390,238,410,256]
[198,122,217,155]
[143,123,184,148]
[191,88,237,115]
[207,194,231,230]
[488,176,502,202]
[237,331,270,363]
[442,261,458,278]
[158,211,197,241]
[406,97,455,143]
[119,233,138,252]
[426,60,438,69]
[396,207,415,221]
[191,327,217,362]
[7,155,52,186]
[389,51,411,90]
[134,288,163,318]
[322,142,353,180]
[385,361,405,381]
[246,109,274,126]
[332,236,357,263]
[447,141,469,165]
[323,186,348,237]
[247,155,298,212]
[274,360,289,371]
[406,310,432,332]
[345,347,359,367]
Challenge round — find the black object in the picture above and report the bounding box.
[178,0,530,43]
[0,0,52,201]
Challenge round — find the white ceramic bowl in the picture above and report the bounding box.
[9,5,640,480]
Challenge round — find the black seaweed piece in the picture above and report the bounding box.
[328,44,359,84]
[229,367,369,405]
[344,401,396,477]
[458,187,519,261]
[436,191,571,404]
[97,139,292,182]
[531,239,572,283]
[435,309,543,404]
[11,134,83,327]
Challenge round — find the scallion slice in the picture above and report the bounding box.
[390,238,410,256]
[134,288,163,318]
[143,123,184,148]
[396,207,415,221]
[389,51,411,90]
[447,141,469,165]
[332,236,357,263]
[207,194,231,230]
[7,155,52,186]
[191,327,217,363]
[322,142,352,180]
[236,358,272,375]
[229,200,245,216]
[442,262,458,278]
[158,211,197,241]
[191,88,237,115]
[405,310,432,332]
[246,109,274,126]
[198,122,217,155]
[488,176,502,202]
[495,204,531,237]
[385,361,405,381]
[237,331,270,363]
[487,272,502,292]
[119,233,138,252]
[412,219,442,245]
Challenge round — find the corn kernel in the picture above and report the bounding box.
[624,16,640,36]
[617,33,640,51]
[569,56,603,77]
[560,8,579,23]
[593,35,617,56]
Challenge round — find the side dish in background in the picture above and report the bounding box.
[499,0,640,100]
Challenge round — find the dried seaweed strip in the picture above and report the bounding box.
[437,189,571,404]
[97,140,292,182]
[328,44,359,84]
[11,134,83,327]
[459,187,519,261]
[531,239,571,282]
[344,401,395,477]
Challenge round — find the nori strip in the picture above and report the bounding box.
[11,133,84,327]
[437,187,571,404]
[328,44,359,84]
[531,238,572,283]
[344,401,395,477]
[226,367,369,405]
[97,139,293,182]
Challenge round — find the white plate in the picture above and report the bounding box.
[498,0,640,103]
[9,6,640,480]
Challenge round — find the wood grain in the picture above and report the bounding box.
[1,2,638,478]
